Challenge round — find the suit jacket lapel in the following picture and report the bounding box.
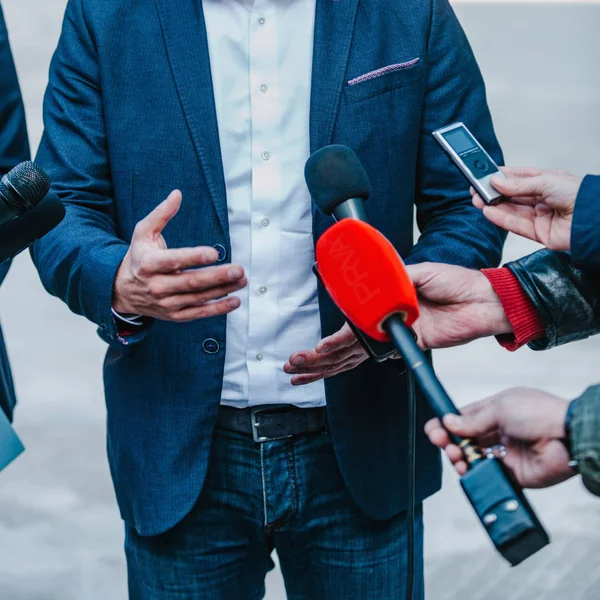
[154,0,229,236]
[310,0,360,153]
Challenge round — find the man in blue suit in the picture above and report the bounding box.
[33,0,505,598]
[0,5,29,421]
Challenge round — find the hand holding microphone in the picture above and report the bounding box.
[406,262,513,350]
[425,388,575,489]
[112,190,247,323]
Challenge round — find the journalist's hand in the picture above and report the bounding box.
[284,323,369,386]
[113,190,247,322]
[406,262,512,350]
[425,388,575,489]
[472,166,583,251]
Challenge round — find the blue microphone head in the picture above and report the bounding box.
[305,145,371,216]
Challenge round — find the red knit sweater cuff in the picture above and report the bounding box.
[482,268,545,352]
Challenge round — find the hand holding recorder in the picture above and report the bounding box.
[472,166,582,251]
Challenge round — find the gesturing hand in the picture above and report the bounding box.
[113,190,247,322]
[425,388,575,489]
[284,323,369,386]
[472,167,583,251]
[406,262,512,350]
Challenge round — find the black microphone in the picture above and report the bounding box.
[0,162,51,225]
[305,145,370,221]
[306,145,398,362]
[0,162,65,263]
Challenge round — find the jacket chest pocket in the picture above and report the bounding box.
[344,58,427,105]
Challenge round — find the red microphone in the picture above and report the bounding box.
[316,219,419,342]
[316,217,476,442]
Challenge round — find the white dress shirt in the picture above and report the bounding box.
[202,0,324,408]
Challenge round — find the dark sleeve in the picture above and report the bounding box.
[571,175,600,274]
[406,0,506,269]
[31,0,148,347]
[570,385,600,497]
[506,249,600,351]
[0,6,30,176]
[0,7,30,285]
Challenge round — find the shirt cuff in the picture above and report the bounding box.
[111,307,148,336]
[482,267,545,351]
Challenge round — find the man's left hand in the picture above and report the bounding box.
[284,323,369,386]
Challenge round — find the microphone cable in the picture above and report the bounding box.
[404,368,417,600]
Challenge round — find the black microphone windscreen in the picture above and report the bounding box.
[305,145,370,216]
[0,162,51,214]
[0,192,65,264]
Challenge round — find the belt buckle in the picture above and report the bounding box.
[251,406,294,444]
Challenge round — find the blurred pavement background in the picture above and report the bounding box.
[0,1,599,598]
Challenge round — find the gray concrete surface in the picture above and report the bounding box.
[0,1,599,598]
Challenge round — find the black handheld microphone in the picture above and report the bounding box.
[310,145,550,567]
[0,162,51,224]
[306,146,397,362]
[305,145,370,221]
[0,162,65,263]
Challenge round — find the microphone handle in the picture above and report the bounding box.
[383,314,485,468]
[332,197,369,222]
[0,193,66,263]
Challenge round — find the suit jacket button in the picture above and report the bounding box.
[213,244,227,263]
[203,338,220,355]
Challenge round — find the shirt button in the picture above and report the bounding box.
[261,217,270,228]
[258,17,266,26]
[259,286,268,296]
[203,338,220,355]
[262,151,270,161]
[260,84,268,94]
[256,352,264,361]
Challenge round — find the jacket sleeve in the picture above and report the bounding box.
[31,0,147,347]
[0,6,30,176]
[570,385,600,497]
[571,175,600,275]
[0,8,31,286]
[406,0,506,269]
[506,250,600,351]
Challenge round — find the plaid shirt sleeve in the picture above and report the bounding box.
[571,385,600,497]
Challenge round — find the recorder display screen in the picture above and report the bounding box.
[443,128,478,154]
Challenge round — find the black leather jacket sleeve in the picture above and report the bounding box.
[506,249,600,351]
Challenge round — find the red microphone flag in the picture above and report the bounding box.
[315,219,419,342]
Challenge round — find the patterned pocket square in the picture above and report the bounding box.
[347,58,421,86]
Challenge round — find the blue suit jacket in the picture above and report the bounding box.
[0,6,29,420]
[572,175,600,274]
[34,0,506,536]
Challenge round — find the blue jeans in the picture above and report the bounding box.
[125,426,424,599]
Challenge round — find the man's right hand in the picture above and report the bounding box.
[113,190,247,322]
[406,262,513,350]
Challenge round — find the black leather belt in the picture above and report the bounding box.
[217,404,328,443]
